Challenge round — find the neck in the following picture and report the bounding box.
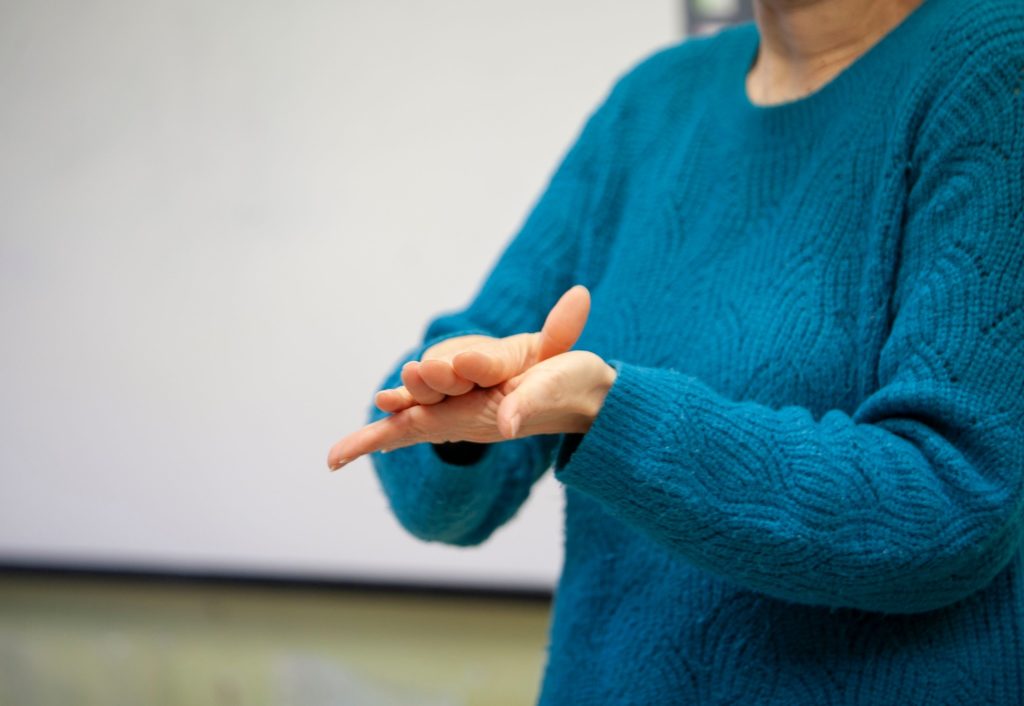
[747,0,925,105]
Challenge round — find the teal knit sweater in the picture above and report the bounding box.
[368,0,1024,702]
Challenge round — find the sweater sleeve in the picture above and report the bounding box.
[367,67,631,547]
[552,52,1024,613]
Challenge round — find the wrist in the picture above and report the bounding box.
[583,359,617,431]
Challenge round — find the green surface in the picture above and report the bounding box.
[0,574,552,706]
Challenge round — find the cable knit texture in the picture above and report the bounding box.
[367,0,1024,702]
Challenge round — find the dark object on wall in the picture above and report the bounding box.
[686,0,754,36]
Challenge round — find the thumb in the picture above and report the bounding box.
[494,361,561,439]
[536,284,591,362]
[496,377,528,440]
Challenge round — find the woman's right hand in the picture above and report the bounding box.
[374,284,591,414]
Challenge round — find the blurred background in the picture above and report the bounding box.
[0,1,749,704]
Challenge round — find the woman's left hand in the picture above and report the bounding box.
[327,349,617,471]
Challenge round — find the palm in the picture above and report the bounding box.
[329,349,607,465]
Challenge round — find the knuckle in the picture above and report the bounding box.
[404,405,432,436]
[544,369,568,405]
[400,368,419,388]
[394,408,417,435]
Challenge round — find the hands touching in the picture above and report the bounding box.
[326,285,617,471]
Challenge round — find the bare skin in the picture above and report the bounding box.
[747,0,926,106]
[326,285,617,471]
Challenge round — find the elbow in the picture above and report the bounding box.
[390,504,493,547]
[370,444,501,547]
[838,509,1023,615]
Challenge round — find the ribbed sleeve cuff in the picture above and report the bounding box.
[552,359,690,503]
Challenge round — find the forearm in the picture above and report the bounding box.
[553,360,1024,614]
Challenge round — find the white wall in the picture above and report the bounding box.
[0,0,682,590]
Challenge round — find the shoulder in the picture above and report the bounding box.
[552,28,749,198]
[936,0,1024,40]
[603,23,750,107]
[901,1,1023,263]
[586,23,752,160]
[918,0,1024,81]
[902,0,1024,159]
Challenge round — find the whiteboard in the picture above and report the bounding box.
[0,0,682,591]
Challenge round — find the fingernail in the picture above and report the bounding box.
[330,457,351,471]
[509,414,521,438]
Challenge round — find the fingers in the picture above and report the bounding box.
[495,366,541,440]
[332,350,606,470]
[451,332,535,387]
[450,284,591,389]
[400,361,446,405]
[374,287,590,419]
[328,406,419,470]
[493,350,603,440]
[331,386,506,470]
[376,355,482,416]
[377,358,480,416]
[496,389,524,440]
[374,387,415,413]
[451,349,501,387]
[537,284,590,361]
[419,358,475,396]
[385,286,591,409]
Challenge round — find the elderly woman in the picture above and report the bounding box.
[328,0,1024,702]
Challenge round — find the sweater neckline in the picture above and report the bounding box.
[723,0,942,138]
